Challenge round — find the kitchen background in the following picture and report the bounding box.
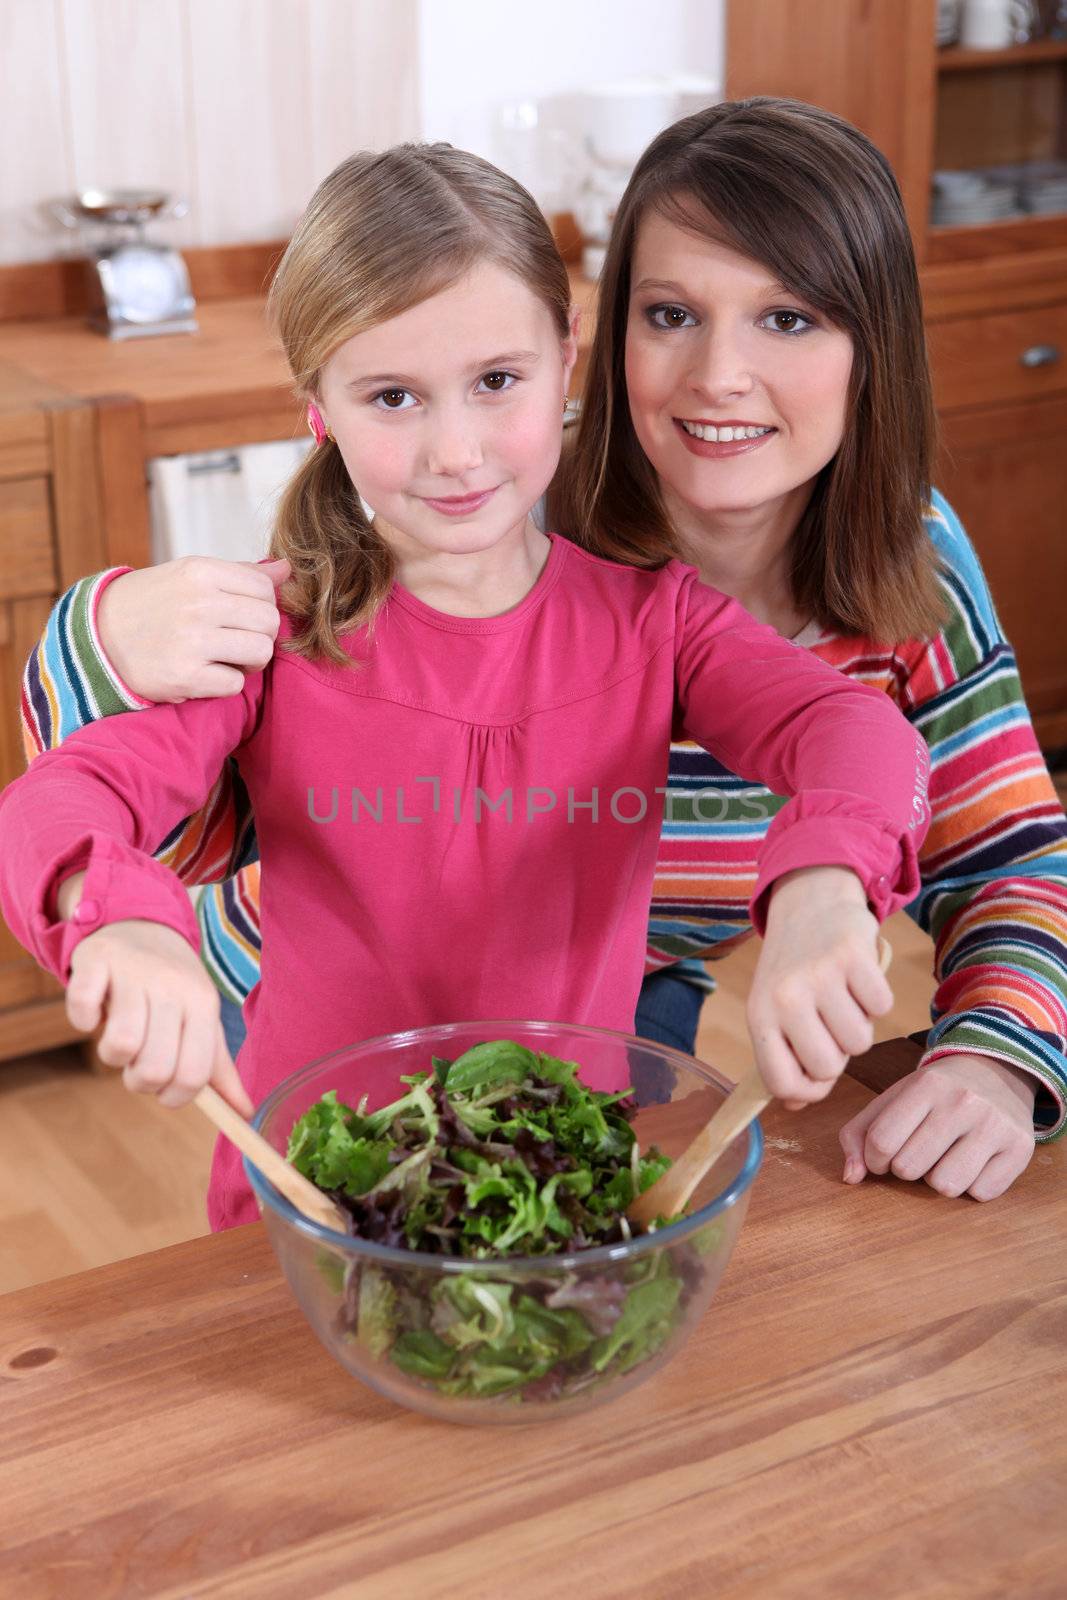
[1,0,1065,1291]
[2,0,723,264]
[3,0,723,565]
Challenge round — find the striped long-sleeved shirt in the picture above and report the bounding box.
[19,490,1067,1138]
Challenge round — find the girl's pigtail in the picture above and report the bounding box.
[270,440,394,665]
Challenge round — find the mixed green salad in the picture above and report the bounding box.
[286,1039,721,1404]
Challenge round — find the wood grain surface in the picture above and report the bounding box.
[1,1040,1063,1600]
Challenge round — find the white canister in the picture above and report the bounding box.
[959,0,1031,47]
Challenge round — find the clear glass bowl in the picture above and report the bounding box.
[245,1020,762,1425]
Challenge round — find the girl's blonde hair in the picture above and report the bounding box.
[267,144,572,662]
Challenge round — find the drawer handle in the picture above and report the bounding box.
[185,452,242,476]
[1020,344,1061,369]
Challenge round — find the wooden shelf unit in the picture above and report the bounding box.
[937,39,1067,72]
[726,0,1067,750]
[926,210,1067,260]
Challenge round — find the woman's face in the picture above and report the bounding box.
[624,212,854,532]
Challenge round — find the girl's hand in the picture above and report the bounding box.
[97,556,291,703]
[748,866,892,1106]
[66,919,254,1116]
[838,1053,1037,1200]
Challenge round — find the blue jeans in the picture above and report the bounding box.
[220,994,248,1059]
[219,965,708,1064]
[633,966,706,1054]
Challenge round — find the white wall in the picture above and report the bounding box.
[1,0,723,266]
[419,0,724,152]
[1,0,420,264]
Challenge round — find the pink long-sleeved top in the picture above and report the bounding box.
[0,535,930,1227]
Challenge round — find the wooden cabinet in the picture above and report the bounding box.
[926,303,1067,411]
[727,0,1067,749]
[0,480,57,596]
[0,389,151,1058]
[0,595,57,1015]
[0,406,77,1055]
[937,394,1067,740]
[0,291,305,1061]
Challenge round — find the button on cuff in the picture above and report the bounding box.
[71,898,101,927]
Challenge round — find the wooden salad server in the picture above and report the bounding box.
[192,1084,348,1232]
[627,936,893,1229]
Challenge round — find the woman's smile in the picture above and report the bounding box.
[674,418,777,457]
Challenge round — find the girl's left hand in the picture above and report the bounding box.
[838,1053,1037,1200]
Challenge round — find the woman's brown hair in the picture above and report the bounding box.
[267,143,572,662]
[555,97,943,642]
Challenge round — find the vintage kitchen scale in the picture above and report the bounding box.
[51,189,198,340]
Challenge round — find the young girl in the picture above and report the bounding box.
[0,144,929,1230]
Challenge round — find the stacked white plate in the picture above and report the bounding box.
[946,160,1067,219]
[1019,160,1067,215]
[931,168,1020,225]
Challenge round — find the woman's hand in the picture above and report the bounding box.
[838,1053,1037,1200]
[748,866,892,1106]
[97,556,291,703]
[66,918,254,1116]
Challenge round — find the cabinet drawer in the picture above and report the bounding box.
[0,478,56,599]
[936,392,1067,734]
[928,303,1067,413]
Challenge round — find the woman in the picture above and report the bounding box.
[23,99,1066,1199]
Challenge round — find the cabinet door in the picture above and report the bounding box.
[936,395,1067,748]
[0,594,66,1009]
[725,0,936,243]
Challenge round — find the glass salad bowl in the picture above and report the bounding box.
[245,1020,762,1425]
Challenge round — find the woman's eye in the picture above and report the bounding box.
[477,370,516,393]
[647,304,696,330]
[761,309,815,335]
[373,387,416,410]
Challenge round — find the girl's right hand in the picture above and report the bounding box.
[748,866,893,1107]
[96,556,291,703]
[66,919,254,1116]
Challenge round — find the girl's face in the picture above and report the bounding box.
[624,212,854,532]
[318,261,576,560]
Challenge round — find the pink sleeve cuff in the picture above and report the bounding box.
[31,833,200,982]
[750,790,922,934]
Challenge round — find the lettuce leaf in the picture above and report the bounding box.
[289,1039,705,1405]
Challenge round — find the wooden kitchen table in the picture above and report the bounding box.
[2,1040,1064,1600]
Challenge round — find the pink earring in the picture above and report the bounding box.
[306,402,331,447]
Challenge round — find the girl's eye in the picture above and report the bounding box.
[647,304,697,330]
[477,370,516,393]
[761,309,815,335]
[373,388,416,410]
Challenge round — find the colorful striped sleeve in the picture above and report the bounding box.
[902,491,1067,1137]
[20,569,151,761]
[186,868,260,1005]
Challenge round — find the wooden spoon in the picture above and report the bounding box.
[627,935,893,1229]
[193,1084,348,1232]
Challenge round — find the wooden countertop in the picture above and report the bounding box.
[0,275,600,458]
[2,1039,1063,1599]
[0,299,295,444]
